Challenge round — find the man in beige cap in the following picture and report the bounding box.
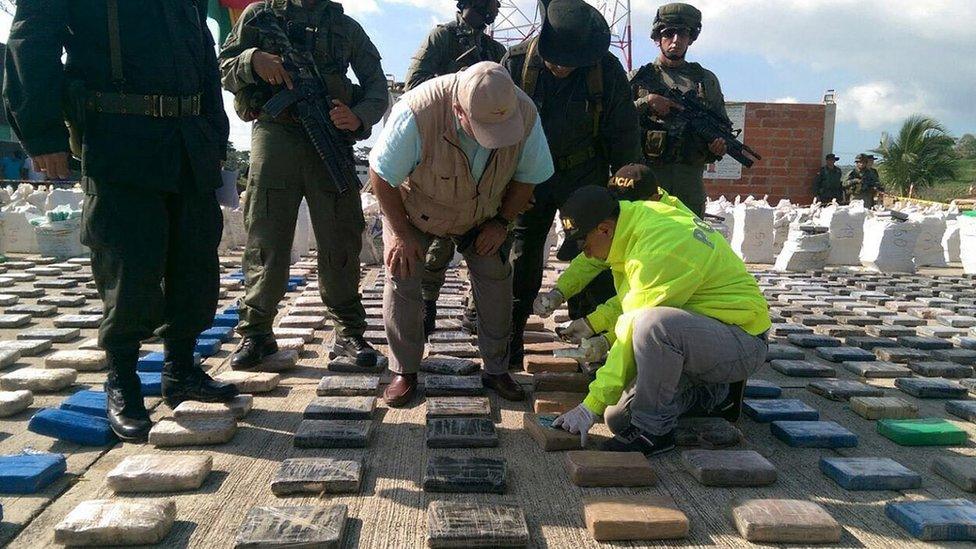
[369,61,554,406]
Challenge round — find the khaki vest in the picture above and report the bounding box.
[400,74,538,237]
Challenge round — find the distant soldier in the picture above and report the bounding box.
[502,0,641,369]
[3,0,239,442]
[814,153,844,204]
[846,153,883,208]
[404,0,505,337]
[219,0,389,369]
[630,2,729,217]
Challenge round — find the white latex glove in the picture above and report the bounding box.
[553,334,610,363]
[532,288,565,318]
[552,403,598,447]
[556,317,595,344]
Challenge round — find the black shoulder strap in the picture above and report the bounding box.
[584,61,603,138]
[106,0,124,89]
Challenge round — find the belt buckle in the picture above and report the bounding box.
[155,95,166,118]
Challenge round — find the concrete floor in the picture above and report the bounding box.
[1,253,975,548]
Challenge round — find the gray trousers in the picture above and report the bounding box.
[384,223,512,375]
[605,307,767,436]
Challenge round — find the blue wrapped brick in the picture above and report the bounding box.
[744,399,819,423]
[28,408,117,446]
[820,457,921,490]
[137,351,201,372]
[886,499,976,541]
[200,326,234,342]
[0,452,66,493]
[770,420,858,448]
[60,390,108,418]
[744,379,782,399]
[195,338,222,357]
[211,313,239,328]
[139,372,162,396]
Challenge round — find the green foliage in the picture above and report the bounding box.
[956,134,976,159]
[872,115,960,197]
[912,158,976,203]
[224,143,250,173]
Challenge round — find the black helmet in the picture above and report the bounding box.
[651,3,702,41]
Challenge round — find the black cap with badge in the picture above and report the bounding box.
[556,185,620,261]
[825,153,839,161]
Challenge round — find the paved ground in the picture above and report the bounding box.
[1,252,975,548]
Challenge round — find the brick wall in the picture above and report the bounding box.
[706,102,828,205]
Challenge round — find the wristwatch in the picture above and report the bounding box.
[491,213,515,232]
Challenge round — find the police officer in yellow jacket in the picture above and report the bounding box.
[535,185,770,455]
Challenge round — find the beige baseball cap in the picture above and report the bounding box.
[456,61,524,149]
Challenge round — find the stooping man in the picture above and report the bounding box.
[368,62,554,407]
[535,185,770,455]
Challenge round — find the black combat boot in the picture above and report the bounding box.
[162,338,240,408]
[423,299,437,339]
[230,334,278,370]
[331,334,379,368]
[105,349,152,442]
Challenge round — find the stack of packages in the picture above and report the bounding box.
[1,184,46,254]
[910,205,949,268]
[704,196,734,240]
[773,224,830,272]
[772,199,801,256]
[960,211,976,275]
[730,196,775,264]
[941,204,961,264]
[31,205,86,259]
[860,210,920,273]
[816,200,867,266]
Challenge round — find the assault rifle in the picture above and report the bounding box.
[664,88,762,168]
[252,11,361,194]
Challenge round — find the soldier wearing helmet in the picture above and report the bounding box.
[630,2,730,217]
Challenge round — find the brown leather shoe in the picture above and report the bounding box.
[383,374,417,407]
[482,372,525,401]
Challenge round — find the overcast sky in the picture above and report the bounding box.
[3,0,974,163]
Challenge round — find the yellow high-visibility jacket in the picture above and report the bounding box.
[555,199,770,415]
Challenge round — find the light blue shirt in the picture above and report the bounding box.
[369,99,555,187]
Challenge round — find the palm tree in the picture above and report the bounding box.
[873,115,960,198]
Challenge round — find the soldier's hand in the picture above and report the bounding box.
[475,220,508,256]
[385,232,423,279]
[330,100,362,132]
[639,93,683,117]
[33,152,70,179]
[708,138,727,157]
[252,51,294,90]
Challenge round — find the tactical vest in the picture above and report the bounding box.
[631,61,711,165]
[400,75,538,237]
[506,37,605,172]
[234,0,356,121]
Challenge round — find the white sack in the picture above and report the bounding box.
[860,217,920,273]
[774,226,830,272]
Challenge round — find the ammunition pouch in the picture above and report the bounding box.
[234,86,274,122]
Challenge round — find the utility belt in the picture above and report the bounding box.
[554,146,597,171]
[84,91,202,117]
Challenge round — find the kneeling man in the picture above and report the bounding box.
[536,185,769,455]
[369,62,554,406]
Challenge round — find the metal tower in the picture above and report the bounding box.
[490,0,542,47]
[491,0,633,70]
